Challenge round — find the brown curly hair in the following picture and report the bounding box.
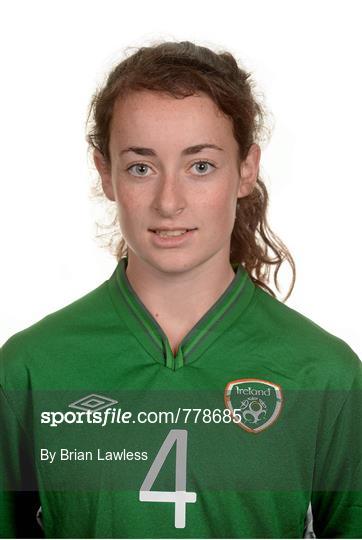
[86,40,296,301]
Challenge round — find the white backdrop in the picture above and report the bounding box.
[1,0,361,358]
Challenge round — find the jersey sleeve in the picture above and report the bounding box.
[311,351,362,538]
[0,349,43,538]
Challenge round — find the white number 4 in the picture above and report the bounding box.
[139,429,197,528]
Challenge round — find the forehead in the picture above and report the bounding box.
[109,90,236,148]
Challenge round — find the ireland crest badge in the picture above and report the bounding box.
[224,378,283,433]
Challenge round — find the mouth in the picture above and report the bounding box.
[148,228,197,238]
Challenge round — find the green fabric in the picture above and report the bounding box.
[1,258,361,538]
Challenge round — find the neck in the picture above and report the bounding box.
[124,252,237,354]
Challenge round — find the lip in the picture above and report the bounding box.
[149,228,197,248]
[148,227,197,232]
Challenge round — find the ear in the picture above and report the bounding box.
[93,148,116,202]
[237,143,261,198]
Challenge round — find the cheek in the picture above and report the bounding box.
[114,188,147,236]
[200,187,237,229]
[115,181,137,203]
[115,184,144,214]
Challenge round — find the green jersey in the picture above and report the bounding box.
[1,258,361,538]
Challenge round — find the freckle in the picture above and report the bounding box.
[155,312,159,318]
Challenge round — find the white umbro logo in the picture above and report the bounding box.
[68,393,118,412]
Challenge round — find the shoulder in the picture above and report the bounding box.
[0,277,113,388]
[250,284,361,389]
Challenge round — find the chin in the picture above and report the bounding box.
[143,251,204,275]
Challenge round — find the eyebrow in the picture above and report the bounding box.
[119,144,224,157]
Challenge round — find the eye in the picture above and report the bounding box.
[191,160,216,175]
[126,163,152,177]
[126,160,216,177]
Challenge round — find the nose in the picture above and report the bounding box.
[152,173,186,217]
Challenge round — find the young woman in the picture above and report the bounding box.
[1,40,361,539]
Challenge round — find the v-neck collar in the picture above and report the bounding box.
[107,257,255,370]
